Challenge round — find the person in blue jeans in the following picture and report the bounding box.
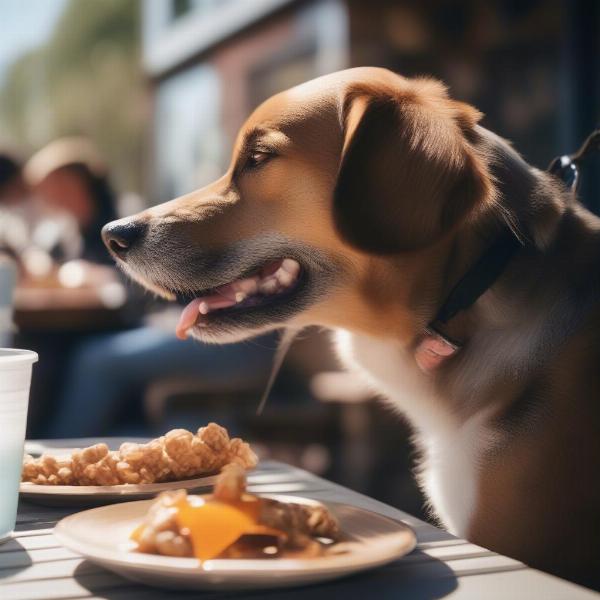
[47,326,277,437]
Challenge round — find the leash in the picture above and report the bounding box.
[415,128,600,373]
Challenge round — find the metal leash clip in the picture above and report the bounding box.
[548,129,600,192]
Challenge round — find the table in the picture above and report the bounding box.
[2,445,599,600]
[15,282,129,332]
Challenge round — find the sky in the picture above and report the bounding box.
[0,0,67,82]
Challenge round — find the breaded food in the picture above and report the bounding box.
[132,463,339,560]
[22,423,257,486]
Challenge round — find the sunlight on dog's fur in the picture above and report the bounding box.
[103,67,600,588]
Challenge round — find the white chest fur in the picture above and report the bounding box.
[334,329,488,536]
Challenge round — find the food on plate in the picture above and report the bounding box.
[131,463,340,560]
[21,423,257,486]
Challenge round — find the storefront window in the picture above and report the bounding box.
[153,65,223,203]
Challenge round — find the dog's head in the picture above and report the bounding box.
[103,67,493,343]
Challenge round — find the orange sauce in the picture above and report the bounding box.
[131,494,284,561]
[175,495,282,561]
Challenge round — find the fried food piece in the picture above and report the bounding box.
[22,453,74,485]
[211,463,338,541]
[259,498,339,545]
[132,467,340,560]
[163,425,230,479]
[72,444,122,485]
[132,489,192,556]
[228,437,258,467]
[22,423,258,486]
[118,439,173,484]
[213,462,247,502]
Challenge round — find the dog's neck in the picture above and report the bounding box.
[348,128,584,413]
[414,128,600,419]
[412,127,565,371]
[321,126,585,402]
[325,125,600,436]
[476,125,568,248]
[420,126,568,325]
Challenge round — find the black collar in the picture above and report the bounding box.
[415,218,525,373]
[423,127,600,355]
[427,225,522,346]
[420,127,533,358]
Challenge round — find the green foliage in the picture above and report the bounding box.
[0,0,147,192]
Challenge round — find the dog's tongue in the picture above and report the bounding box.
[176,298,204,340]
[175,291,240,340]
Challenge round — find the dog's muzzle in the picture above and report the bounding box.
[102,218,148,261]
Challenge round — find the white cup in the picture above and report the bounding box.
[0,349,38,542]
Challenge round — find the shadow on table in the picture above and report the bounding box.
[16,499,79,531]
[73,551,457,599]
[253,552,458,600]
[0,539,33,579]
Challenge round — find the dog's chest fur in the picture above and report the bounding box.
[334,329,490,536]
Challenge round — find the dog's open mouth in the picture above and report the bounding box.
[175,258,303,339]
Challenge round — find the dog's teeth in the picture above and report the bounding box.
[281,259,300,276]
[232,277,259,295]
[276,267,294,287]
[259,278,279,294]
[191,259,299,319]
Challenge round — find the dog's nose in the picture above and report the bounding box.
[102,219,147,260]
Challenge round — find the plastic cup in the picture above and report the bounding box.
[0,349,38,542]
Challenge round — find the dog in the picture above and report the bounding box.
[103,67,600,587]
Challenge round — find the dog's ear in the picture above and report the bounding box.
[334,79,494,253]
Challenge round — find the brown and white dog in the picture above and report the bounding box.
[103,67,600,586]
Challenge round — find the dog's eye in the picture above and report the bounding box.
[246,150,272,170]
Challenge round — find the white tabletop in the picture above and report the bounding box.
[2,442,598,599]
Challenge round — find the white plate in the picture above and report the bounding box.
[20,474,221,507]
[54,495,417,591]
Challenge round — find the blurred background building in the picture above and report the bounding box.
[0,0,598,520]
[141,0,599,208]
[2,0,598,210]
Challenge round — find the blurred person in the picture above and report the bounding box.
[24,137,119,265]
[0,151,29,261]
[0,151,26,345]
[0,151,28,206]
[17,139,137,436]
[0,151,68,275]
[46,324,277,437]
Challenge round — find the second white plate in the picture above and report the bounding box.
[20,474,221,506]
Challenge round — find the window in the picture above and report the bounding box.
[143,0,296,77]
[170,0,226,22]
[153,65,223,203]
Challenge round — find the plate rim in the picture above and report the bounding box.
[20,467,256,496]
